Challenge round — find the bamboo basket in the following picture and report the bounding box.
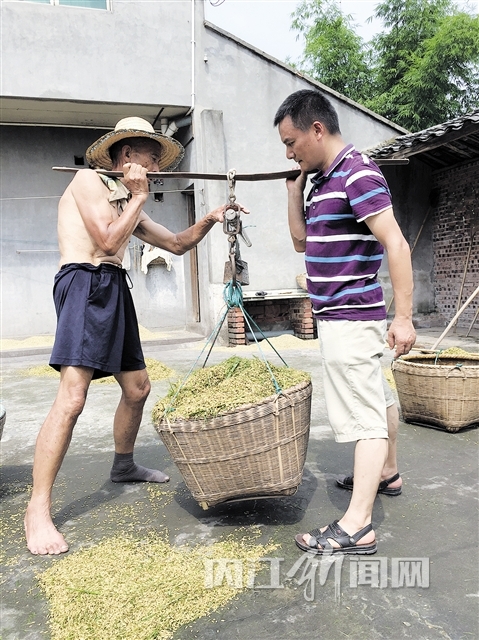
[154,380,312,509]
[392,354,479,432]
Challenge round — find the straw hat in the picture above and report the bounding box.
[86,116,185,171]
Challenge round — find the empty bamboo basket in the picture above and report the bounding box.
[155,380,312,509]
[392,353,479,432]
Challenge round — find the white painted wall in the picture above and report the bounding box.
[1,0,191,106]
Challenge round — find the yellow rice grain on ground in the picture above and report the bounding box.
[37,530,277,640]
[21,359,175,383]
[195,333,320,353]
[0,326,163,351]
[0,335,55,350]
[22,364,60,379]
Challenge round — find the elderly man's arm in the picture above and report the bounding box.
[366,207,416,356]
[70,166,149,256]
[134,203,250,255]
[132,206,224,256]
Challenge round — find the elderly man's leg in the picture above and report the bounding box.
[25,366,93,555]
[110,369,169,483]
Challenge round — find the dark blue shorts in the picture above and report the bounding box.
[50,263,145,379]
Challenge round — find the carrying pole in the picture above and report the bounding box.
[52,159,409,182]
[466,306,479,338]
[431,283,479,350]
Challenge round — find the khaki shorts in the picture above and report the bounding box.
[317,319,394,443]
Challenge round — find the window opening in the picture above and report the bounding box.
[12,0,110,10]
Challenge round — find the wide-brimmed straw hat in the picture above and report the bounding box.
[86,116,185,171]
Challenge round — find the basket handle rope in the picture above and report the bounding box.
[446,363,466,378]
[161,280,289,419]
[222,280,288,395]
[160,304,231,419]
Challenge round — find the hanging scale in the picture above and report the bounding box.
[223,169,251,285]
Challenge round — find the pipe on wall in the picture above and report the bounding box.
[160,115,193,137]
[188,0,196,115]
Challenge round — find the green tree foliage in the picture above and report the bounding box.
[291,0,479,131]
[291,0,374,103]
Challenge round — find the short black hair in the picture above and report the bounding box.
[109,137,161,165]
[273,89,341,135]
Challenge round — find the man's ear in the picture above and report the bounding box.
[122,144,132,160]
[312,121,325,139]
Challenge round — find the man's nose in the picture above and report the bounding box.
[286,148,294,160]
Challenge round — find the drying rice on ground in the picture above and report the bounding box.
[21,359,175,383]
[0,326,164,351]
[37,530,277,640]
[152,356,311,421]
[196,333,320,353]
[0,335,55,350]
[22,364,60,379]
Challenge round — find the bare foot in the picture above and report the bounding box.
[24,503,69,555]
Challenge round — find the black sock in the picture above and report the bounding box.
[110,452,169,483]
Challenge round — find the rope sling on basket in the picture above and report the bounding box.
[153,171,313,509]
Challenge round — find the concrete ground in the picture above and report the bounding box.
[1,327,478,640]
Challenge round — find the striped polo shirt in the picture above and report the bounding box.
[304,144,392,320]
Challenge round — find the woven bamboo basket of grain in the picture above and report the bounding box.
[155,380,312,509]
[392,353,479,432]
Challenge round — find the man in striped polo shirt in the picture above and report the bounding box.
[274,90,416,555]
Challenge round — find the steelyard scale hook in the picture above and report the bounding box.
[222,169,251,286]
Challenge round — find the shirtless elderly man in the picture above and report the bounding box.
[25,117,243,555]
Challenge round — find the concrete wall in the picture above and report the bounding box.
[194,22,406,299]
[0,126,191,337]
[0,0,191,106]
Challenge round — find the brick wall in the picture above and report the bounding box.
[227,307,247,346]
[432,158,479,329]
[227,297,317,345]
[289,298,318,340]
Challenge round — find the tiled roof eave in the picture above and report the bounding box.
[366,111,479,160]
